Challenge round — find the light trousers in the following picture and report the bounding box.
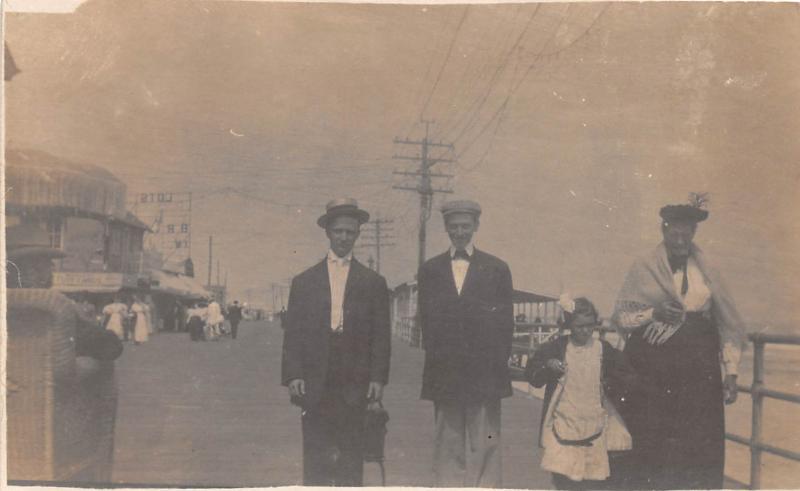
[433,398,502,488]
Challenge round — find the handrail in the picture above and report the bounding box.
[725,333,800,489]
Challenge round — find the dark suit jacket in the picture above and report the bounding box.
[418,249,514,403]
[525,336,641,446]
[227,305,243,323]
[281,257,391,409]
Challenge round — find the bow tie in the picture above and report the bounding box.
[452,249,471,261]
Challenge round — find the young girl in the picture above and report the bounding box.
[526,296,639,490]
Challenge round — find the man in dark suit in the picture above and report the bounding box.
[227,300,243,339]
[281,198,391,486]
[417,199,514,487]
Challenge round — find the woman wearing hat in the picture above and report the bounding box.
[611,194,746,489]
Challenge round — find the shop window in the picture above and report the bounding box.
[47,217,64,249]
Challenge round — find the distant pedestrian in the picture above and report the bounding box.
[103,294,128,340]
[144,294,157,333]
[187,302,208,341]
[227,300,243,339]
[206,297,224,340]
[131,294,150,345]
[281,198,391,486]
[278,307,287,328]
[417,199,514,487]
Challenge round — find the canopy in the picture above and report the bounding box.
[150,270,209,300]
[5,148,127,219]
[181,275,210,300]
[512,289,557,304]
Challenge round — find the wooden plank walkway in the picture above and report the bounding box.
[110,319,785,488]
[111,320,551,488]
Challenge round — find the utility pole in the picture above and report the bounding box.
[357,217,396,274]
[392,120,454,269]
[207,235,213,288]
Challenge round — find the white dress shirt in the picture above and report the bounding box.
[673,257,712,312]
[327,250,352,332]
[449,243,474,295]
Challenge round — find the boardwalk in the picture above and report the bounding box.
[110,320,795,488]
[111,320,551,487]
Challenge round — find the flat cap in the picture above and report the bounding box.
[317,197,370,228]
[440,199,482,218]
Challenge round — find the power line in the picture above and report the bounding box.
[434,5,536,142]
[356,217,396,274]
[444,5,543,148]
[419,6,471,122]
[392,121,454,269]
[456,4,609,173]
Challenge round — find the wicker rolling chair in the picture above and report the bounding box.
[6,289,118,484]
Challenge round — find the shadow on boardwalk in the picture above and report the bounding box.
[111,320,550,488]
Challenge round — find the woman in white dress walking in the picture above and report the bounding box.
[131,294,150,345]
[102,294,128,340]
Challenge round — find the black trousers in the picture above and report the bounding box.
[230,320,240,339]
[301,334,365,486]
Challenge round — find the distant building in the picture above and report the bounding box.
[5,148,148,297]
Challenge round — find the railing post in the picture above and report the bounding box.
[750,340,765,489]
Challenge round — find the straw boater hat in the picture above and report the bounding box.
[6,222,67,260]
[440,199,482,219]
[317,198,370,228]
[659,192,710,224]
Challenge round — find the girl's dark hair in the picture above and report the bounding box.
[559,297,599,328]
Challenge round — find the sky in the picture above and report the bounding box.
[5,0,800,330]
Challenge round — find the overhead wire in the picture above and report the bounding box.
[418,6,471,123]
[455,4,610,173]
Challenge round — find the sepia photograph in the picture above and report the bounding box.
[3,0,800,489]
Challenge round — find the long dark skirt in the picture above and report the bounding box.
[620,314,725,490]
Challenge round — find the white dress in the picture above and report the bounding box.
[541,339,611,482]
[103,302,127,339]
[206,301,224,326]
[132,302,149,343]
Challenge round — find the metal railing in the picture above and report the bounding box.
[393,316,421,348]
[725,333,800,489]
[508,324,618,377]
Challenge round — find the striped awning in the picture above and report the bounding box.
[5,148,127,219]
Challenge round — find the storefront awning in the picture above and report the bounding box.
[5,148,127,219]
[150,270,209,300]
[181,276,210,300]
